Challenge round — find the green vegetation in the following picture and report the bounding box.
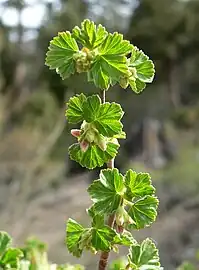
[46,19,160,270]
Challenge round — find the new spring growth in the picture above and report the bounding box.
[71,121,107,152]
[119,67,137,89]
[45,19,161,270]
[73,47,96,73]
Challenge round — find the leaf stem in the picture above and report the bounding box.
[101,89,106,104]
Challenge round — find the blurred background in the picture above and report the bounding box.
[0,0,199,269]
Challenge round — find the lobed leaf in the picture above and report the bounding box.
[66,94,124,137]
[99,32,133,56]
[128,46,155,93]
[124,170,155,199]
[114,231,136,247]
[0,232,11,257]
[68,141,119,169]
[128,238,162,269]
[66,94,87,123]
[91,226,116,251]
[45,31,79,80]
[66,219,85,257]
[1,248,23,268]
[88,169,125,214]
[72,19,108,49]
[90,32,133,89]
[83,95,124,137]
[127,196,159,229]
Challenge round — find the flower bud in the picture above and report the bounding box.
[116,206,134,227]
[112,245,119,253]
[116,225,124,234]
[119,76,129,89]
[84,128,96,143]
[71,129,81,138]
[80,140,89,152]
[115,206,125,226]
[129,67,137,78]
[94,134,107,151]
[79,230,92,249]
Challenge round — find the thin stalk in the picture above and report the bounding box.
[101,89,106,104]
[98,90,115,270]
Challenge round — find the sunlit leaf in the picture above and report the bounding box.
[128,46,155,93]
[66,219,85,257]
[124,170,155,199]
[45,31,79,79]
[0,232,11,257]
[1,248,23,268]
[127,196,159,229]
[83,95,124,137]
[68,141,119,169]
[128,238,162,270]
[113,231,136,246]
[72,19,108,49]
[88,169,125,214]
[90,33,133,89]
[66,94,87,123]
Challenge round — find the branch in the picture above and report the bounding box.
[98,90,115,270]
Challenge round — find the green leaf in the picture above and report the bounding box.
[128,238,161,269]
[128,46,155,93]
[1,248,23,268]
[129,78,146,94]
[88,169,125,214]
[99,33,133,56]
[94,102,124,137]
[113,231,136,247]
[91,225,116,251]
[130,46,155,83]
[66,94,87,123]
[82,95,101,122]
[114,131,126,139]
[66,94,124,137]
[83,95,124,137]
[66,219,85,257]
[87,207,105,229]
[72,19,108,49]
[91,32,133,89]
[68,141,119,169]
[127,196,159,229]
[0,232,11,257]
[45,31,79,80]
[124,170,155,199]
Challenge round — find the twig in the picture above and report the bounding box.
[98,89,115,270]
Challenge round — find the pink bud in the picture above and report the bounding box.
[71,129,81,138]
[80,140,89,152]
[116,225,124,234]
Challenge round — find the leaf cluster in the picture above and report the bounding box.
[45,19,155,92]
[66,94,124,169]
[45,18,161,270]
[66,168,161,269]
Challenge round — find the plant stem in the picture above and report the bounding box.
[101,89,106,104]
[98,159,115,270]
[98,90,116,270]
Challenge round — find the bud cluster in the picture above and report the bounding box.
[73,47,96,73]
[119,67,137,89]
[71,121,107,153]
